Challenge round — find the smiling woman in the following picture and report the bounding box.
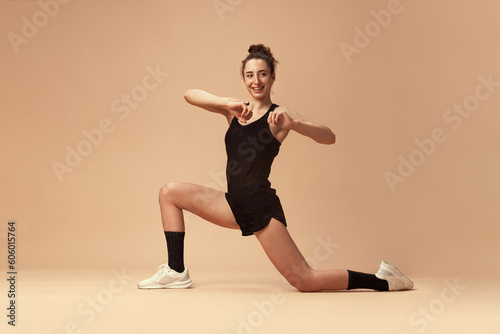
[241,44,277,81]
[137,44,413,293]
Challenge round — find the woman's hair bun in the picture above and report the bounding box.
[241,44,278,76]
[248,44,273,58]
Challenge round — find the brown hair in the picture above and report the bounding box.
[241,44,278,77]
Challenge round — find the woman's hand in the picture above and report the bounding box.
[227,101,253,123]
[268,109,295,130]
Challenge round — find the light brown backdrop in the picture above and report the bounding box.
[1,0,499,278]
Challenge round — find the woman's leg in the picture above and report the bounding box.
[254,219,413,292]
[254,219,348,292]
[158,181,239,232]
[138,181,239,288]
[159,181,239,272]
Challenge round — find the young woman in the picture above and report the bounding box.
[137,44,413,292]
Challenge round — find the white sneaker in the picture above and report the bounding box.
[137,264,193,289]
[375,261,414,291]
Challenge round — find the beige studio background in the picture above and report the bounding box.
[1,0,500,282]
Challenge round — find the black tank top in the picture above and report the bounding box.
[224,104,282,210]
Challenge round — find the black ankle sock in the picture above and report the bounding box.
[347,270,389,291]
[164,231,185,273]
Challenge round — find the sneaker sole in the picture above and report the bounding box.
[378,262,413,290]
[137,279,193,289]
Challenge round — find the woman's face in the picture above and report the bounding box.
[243,58,275,101]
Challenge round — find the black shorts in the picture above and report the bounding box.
[225,193,287,236]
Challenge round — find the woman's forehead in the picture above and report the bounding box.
[244,59,269,72]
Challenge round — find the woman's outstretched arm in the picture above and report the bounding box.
[269,106,336,145]
[292,114,336,145]
[184,89,252,124]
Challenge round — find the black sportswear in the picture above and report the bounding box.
[224,103,287,236]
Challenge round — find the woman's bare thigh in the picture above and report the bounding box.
[161,182,239,230]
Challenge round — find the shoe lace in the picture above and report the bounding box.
[154,264,173,277]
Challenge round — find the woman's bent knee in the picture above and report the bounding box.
[159,182,213,214]
[294,278,318,292]
[285,267,318,292]
[159,182,181,202]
